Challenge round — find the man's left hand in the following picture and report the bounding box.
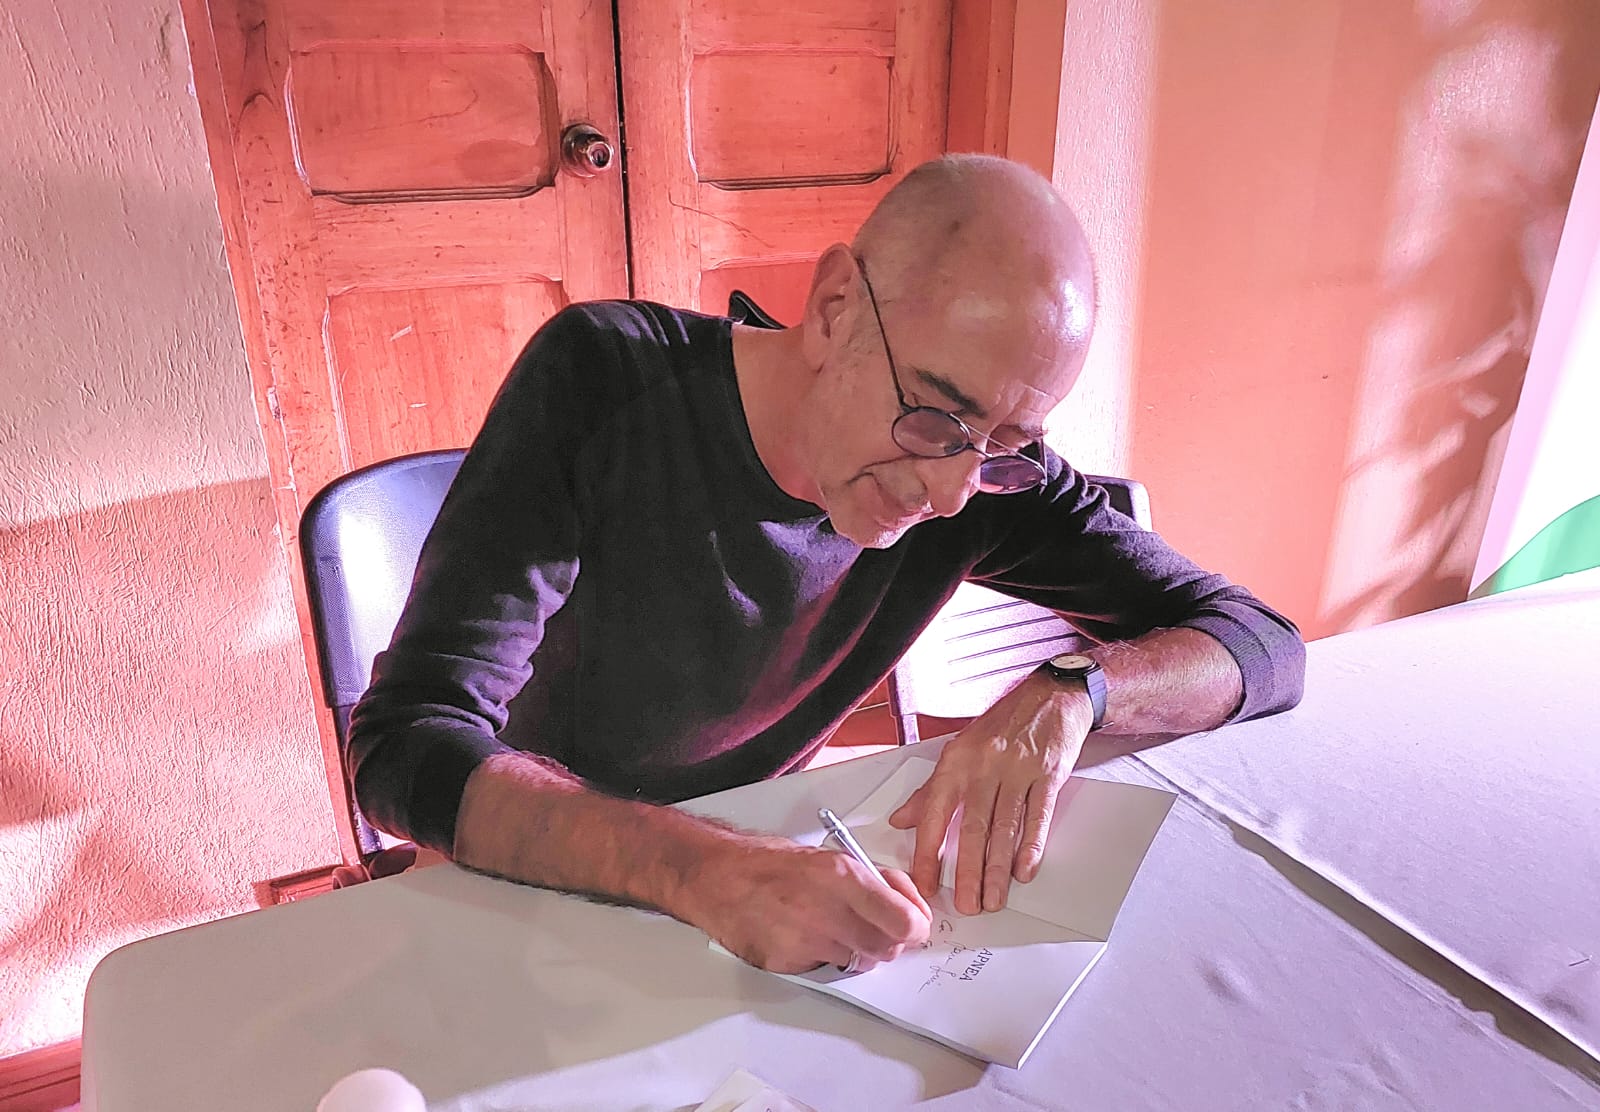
[888,673,1095,914]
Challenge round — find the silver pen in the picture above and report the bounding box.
[818,807,887,885]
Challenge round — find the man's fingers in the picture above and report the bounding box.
[827,858,931,961]
[835,903,915,962]
[882,867,934,927]
[721,840,933,975]
[889,784,926,829]
[983,784,1029,911]
[954,779,999,915]
[791,898,901,972]
[910,778,959,898]
[1014,778,1061,882]
[753,915,858,976]
[826,938,859,971]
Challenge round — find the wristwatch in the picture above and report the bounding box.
[1038,653,1109,730]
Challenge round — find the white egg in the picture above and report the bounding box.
[316,1067,427,1112]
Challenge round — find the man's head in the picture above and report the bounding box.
[789,155,1096,548]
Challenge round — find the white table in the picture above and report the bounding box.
[1131,568,1600,1063]
[81,573,1600,1110]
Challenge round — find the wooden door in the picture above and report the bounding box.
[190,0,628,502]
[617,0,952,323]
[183,0,628,860]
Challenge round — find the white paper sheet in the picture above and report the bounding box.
[729,758,1174,1067]
[842,759,1175,939]
[695,1068,818,1112]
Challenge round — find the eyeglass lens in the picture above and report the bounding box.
[976,455,1045,494]
[892,409,1044,493]
[891,409,970,457]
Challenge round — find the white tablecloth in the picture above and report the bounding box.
[80,574,1600,1110]
[1134,568,1600,1061]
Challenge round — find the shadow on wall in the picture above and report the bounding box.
[1128,0,1600,639]
[1322,128,1547,630]
[0,478,334,1052]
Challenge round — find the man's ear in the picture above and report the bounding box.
[798,243,858,369]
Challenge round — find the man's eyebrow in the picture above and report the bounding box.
[912,367,1046,443]
[912,367,987,418]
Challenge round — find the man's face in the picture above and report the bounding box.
[805,264,1090,549]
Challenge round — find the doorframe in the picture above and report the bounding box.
[948,0,1068,178]
[178,0,366,865]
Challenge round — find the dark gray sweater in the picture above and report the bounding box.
[347,301,1305,852]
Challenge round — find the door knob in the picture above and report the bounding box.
[561,124,616,178]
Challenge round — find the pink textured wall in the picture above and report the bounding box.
[0,0,335,1056]
[1052,0,1600,639]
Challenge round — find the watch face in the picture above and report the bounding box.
[1049,653,1094,671]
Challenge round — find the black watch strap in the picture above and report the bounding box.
[1040,653,1109,730]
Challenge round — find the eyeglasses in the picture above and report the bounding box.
[855,257,1046,495]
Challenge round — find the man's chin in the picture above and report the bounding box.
[828,510,915,549]
[861,528,909,550]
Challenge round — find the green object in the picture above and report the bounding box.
[1473,493,1600,597]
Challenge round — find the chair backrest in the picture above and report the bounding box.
[887,477,1152,743]
[727,288,786,330]
[300,449,466,855]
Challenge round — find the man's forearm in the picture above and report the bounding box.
[1091,626,1244,735]
[454,750,934,973]
[452,751,742,922]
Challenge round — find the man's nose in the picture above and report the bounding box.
[919,453,982,518]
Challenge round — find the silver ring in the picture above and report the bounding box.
[842,951,863,975]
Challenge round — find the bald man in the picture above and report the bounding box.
[347,155,1304,974]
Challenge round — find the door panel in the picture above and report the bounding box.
[326,282,568,469]
[619,0,951,323]
[689,53,893,185]
[287,48,558,197]
[202,0,627,512]
[311,195,566,291]
[188,0,628,861]
[690,0,900,50]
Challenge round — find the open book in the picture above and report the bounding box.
[724,758,1175,1068]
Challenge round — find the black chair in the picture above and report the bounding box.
[726,290,1152,744]
[300,449,466,882]
[727,289,785,330]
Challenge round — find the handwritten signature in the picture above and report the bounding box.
[915,920,968,993]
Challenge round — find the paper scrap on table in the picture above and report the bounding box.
[714,757,1175,1067]
[695,1068,818,1112]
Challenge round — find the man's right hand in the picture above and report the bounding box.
[692,836,933,974]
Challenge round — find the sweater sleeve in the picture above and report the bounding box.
[344,306,609,853]
[969,451,1305,723]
